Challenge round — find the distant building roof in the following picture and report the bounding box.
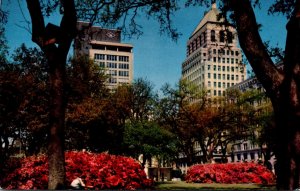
[191,3,224,36]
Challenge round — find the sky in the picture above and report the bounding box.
[3,1,288,91]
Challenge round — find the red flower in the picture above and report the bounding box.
[1,151,153,190]
[186,162,275,184]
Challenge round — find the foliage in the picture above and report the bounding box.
[0,151,153,190]
[186,162,275,184]
[123,121,178,162]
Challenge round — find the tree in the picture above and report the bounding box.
[16,0,300,189]
[222,0,300,189]
[156,80,209,165]
[23,0,180,188]
[123,121,178,168]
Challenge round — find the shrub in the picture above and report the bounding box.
[185,162,275,184]
[0,151,153,190]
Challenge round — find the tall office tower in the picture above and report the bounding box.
[181,3,246,99]
[75,21,134,89]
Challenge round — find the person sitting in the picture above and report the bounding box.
[70,175,87,190]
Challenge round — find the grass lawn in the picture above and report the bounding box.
[154,181,276,190]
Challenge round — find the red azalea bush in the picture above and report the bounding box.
[0,151,153,190]
[186,162,275,185]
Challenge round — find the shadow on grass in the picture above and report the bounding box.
[154,181,276,190]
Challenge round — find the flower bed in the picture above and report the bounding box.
[186,162,275,184]
[0,151,153,190]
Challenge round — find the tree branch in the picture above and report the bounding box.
[229,0,284,98]
[25,0,45,47]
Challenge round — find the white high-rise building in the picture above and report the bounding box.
[75,21,133,89]
[181,3,246,99]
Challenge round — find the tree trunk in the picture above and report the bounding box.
[229,0,300,189]
[273,3,300,188]
[25,0,77,189]
[47,47,67,189]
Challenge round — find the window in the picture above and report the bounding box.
[223,82,225,88]
[231,67,234,72]
[218,82,221,87]
[231,58,234,64]
[119,63,129,69]
[213,49,216,54]
[219,31,225,42]
[107,62,117,68]
[208,73,211,78]
[243,143,248,150]
[208,81,211,87]
[242,75,245,80]
[214,90,217,96]
[107,55,117,61]
[227,74,230,80]
[227,82,230,87]
[213,65,216,71]
[231,75,234,80]
[236,75,239,81]
[109,70,117,76]
[222,58,225,63]
[218,66,221,71]
[222,74,225,80]
[236,59,239,64]
[211,30,216,42]
[222,66,225,71]
[213,73,216,79]
[213,57,216,62]
[94,54,105,60]
[218,90,221,96]
[119,56,129,62]
[99,62,105,68]
[227,58,230,63]
[119,70,129,76]
[207,65,211,70]
[227,66,230,71]
[214,82,217,87]
[200,35,202,46]
[218,74,221,79]
[227,31,233,43]
[109,78,117,84]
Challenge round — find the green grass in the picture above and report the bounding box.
[154,181,276,190]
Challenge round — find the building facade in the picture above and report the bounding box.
[181,3,246,99]
[75,21,134,89]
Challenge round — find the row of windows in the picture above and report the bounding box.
[107,62,118,68]
[208,73,245,81]
[187,30,235,56]
[94,54,129,62]
[211,30,234,43]
[99,62,130,69]
[211,49,239,56]
[211,57,239,64]
[208,81,237,88]
[182,59,243,77]
[108,70,129,77]
[208,89,226,96]
[208,65,242,73]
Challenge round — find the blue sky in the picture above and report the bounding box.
[3,1,287,90]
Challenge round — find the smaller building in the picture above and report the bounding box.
[74,21,134,89]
